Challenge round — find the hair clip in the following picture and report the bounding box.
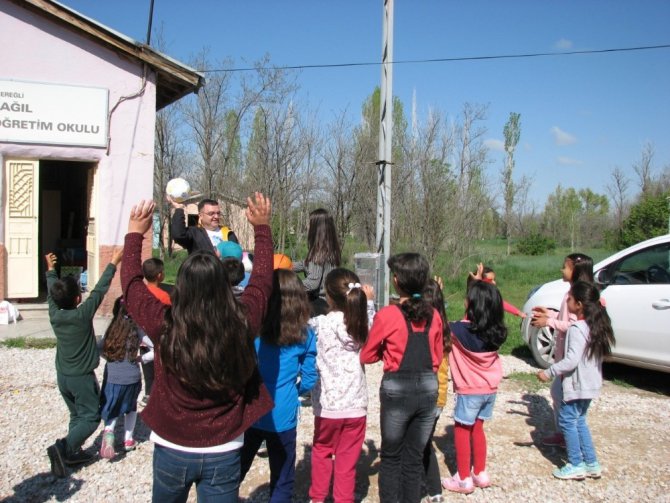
[412,293,422,299]
[346,282,362,295]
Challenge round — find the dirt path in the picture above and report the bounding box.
[1,347,669,502]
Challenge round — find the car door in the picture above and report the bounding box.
[600,241,670,369]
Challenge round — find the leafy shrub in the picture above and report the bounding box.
[515,233,556,255]
[619,192,670,247]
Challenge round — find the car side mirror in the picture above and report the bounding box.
[595,268,611,286]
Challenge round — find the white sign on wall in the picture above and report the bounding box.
[0,80,108,147]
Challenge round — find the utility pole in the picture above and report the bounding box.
[376,0,394,306]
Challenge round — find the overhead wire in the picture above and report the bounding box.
[197,44,670,73]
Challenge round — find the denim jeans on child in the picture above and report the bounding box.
[379,372,438,503]
[558,398,597,466]
[152,445,241,503]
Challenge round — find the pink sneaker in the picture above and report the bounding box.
[124,439,137,451]
[441,473,474,494]
[471,470,491,488]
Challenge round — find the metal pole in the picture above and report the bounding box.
[376,0,394,307]
[146,0,155,45]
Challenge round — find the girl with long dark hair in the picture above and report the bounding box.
[442,280,507,495]
[121,193,273,503]
[537,281,614,480]
[98,296,151,458]
[293,208,342,316]
[531,253,595,447]
[239,268,317,501]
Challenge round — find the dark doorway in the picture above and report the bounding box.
[39,160,94,299]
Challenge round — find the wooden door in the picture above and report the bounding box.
[5,159,40,298]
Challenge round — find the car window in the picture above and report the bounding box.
[609,242,670,285]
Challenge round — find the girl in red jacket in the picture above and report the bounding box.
[443,280,507,495]
[360,253,444,503]
[122,194,274,503]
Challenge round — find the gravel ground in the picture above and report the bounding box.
[1,346,669,502]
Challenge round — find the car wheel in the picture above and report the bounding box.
[529,325,556,369]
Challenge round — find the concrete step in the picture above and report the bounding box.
[14,303,49,320]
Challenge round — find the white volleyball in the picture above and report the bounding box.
[166,177,191,203]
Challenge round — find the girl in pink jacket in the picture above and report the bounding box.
[443,281,507,495]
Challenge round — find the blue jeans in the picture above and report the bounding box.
[558,399,597,466]
[379,372,438,503]
[240,427,297,503]
[152,445,241,503]
[453,393,497,425]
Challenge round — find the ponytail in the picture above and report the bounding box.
[424,279,452,354]
[570,281,615,361]
[325,269,369,345]
[343,282,369,345]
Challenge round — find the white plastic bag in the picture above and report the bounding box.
[0,300,20,324]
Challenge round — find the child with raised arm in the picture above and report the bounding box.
[537,281,614,480]
[469,263,526,318]
[44,249,122,478]
[121,193,274,501]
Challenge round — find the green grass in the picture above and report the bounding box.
[1,337,57,349]
[153,249,187,284]
[506,371,550,393]
[155,239,614,357]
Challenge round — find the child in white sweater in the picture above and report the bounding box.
[308,268,374,503]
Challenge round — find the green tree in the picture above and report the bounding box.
[620,192,670,247]
[502,112,521,255]
[350,88,406,249]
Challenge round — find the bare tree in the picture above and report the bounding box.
[512,174,535,237]
[322,111,362,245]
[606,167,630,242]
[633,142,654,196]
[244,100,319,251]
[443,103,493,275]
[154,104,188,257]
[182,52,295,226]
[407,112,457,265]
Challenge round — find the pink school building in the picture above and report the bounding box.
[0,0,202,312]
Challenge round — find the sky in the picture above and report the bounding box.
[57,0,670,207]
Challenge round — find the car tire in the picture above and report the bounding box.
[529,325,556,369]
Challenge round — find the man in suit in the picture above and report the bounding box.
[169,197,238,255]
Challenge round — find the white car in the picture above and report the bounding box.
[521,234,670,372]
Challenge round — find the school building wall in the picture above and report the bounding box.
[0,1,156,311]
